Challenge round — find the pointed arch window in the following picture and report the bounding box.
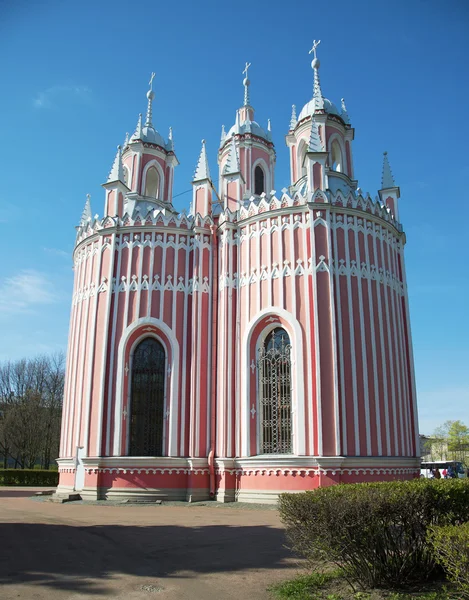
[254,165,265,195]
[129,337,165,456]
[331,140,342,173]
[257,328,292,454]
[144,166,160,199]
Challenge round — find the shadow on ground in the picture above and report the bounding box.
[0,522,293,595]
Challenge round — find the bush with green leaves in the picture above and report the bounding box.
[0,468,58,486]
[429,522,469,598]
[278,479,469,590]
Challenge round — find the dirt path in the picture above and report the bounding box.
[0,487,300,599]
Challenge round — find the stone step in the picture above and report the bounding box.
[49,493,82,503]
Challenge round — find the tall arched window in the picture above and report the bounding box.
[331,140,342,173]
[257,327,292,454]
[254,165,265,195]
[123,165,130,188]
[298,140,307,180]
[129,337,165,456]
[144,166,160,199]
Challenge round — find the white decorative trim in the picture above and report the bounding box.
[241,307,305,456]
[113,317,180,456]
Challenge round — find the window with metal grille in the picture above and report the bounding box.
[129,337,165,456]
[257,328,292,454]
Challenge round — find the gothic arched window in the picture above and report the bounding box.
[331,140,342,173]
[254,165,265,195]
[257,327,292,454]
[144,166,160,199]
[129,337,165,456]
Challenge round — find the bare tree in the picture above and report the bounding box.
[0,352,65,469]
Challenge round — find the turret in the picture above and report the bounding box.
[218,63,275,210]
[192,139,213,217]
[378,151,400,221]
[286,41,357,197]
[102,145,128,217]
[117,73,179,217]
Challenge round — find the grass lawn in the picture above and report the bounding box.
[269,569,457,599]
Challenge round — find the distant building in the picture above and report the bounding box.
[57,44,420,502]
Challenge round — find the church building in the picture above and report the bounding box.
[57,43,420,502]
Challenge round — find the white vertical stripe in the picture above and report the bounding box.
[372,228,391,455]
[386,237,405,456]
[207,238,213,456]
[195,238,203,455]
[159,235,167,321]
[62,255,81,457]
[227,228,233,456]
[354,226,371,455]
[95,233,117,457]
[326,210,340,456]
[399,246,420,455]
[256,224,261,315]
[310,216,322,455]
[344,221,359,455]
[135,238,144,319]
[72,250,89,454]
[104,238,122,456]
[302,215,314,455]
[379,231,398,455]
[391,241,411,455]
[267,218,273,307]
[179,235,190,456]
[363,227,382,455]
[332,219,347,455]
[83,241,104,455]
[147,233,155,316]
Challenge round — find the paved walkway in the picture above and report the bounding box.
[0,487,301,599]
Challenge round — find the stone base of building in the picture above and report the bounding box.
[56,456,420,503]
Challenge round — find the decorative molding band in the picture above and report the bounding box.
[82,467,210,475]
[72,274,210,305]
[216,467,419,476]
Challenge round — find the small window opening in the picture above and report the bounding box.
[254,165,265,195]
[144,166,160,199]
[331,140,342,173]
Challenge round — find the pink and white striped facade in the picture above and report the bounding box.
[57,54,420,502]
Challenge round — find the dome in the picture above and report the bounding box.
[130,125,166,148]
[227,119,270,141]
[298,97,340,121]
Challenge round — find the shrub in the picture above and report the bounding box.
[0,469,59,486]
[429,522,469,598]
[278,479,469,590]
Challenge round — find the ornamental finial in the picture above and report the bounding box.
[145,72,155,127]
[243,61,251,106]
[309,40,321,61]
[309,40,324,109]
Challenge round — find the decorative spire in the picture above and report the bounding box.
[145,72,156,127]
[308,118,323,153]
[133,113,143,140]
[167,126,174,151]
[224,136,240,175]
[123,131,129,147]
[242,62,251,106]
[267,119,271,132]
[340,98,350,124]
[193,139,211,182]
[107,145,125,183]
[381,151,396,188]
[309,40,324,110]
[220,124,226,144]
[289,104,297,130]
[80,194,92,226]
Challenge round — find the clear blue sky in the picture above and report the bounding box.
[0,0,468,435]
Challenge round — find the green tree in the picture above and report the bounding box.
[447,420,469,464]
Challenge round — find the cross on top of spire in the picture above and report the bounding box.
[149,72,155,90]
[243,61,252,107]
[309,39,321,59]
